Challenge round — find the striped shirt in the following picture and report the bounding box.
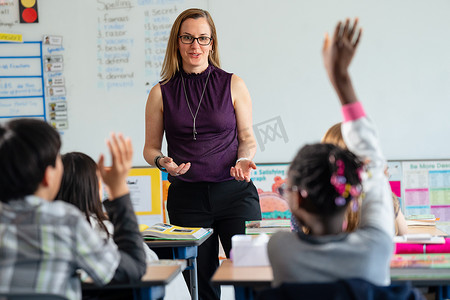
[0,195,120,300]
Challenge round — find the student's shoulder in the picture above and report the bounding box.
[268,231,297,249]
[40,199,86,223]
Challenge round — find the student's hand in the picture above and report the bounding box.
[98,133,133,200]
[230,159,256,182]
[160,156,191,177]
[323,18,361,87]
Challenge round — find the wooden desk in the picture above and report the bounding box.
[213,226,449,299]
[83,263,181,300]
[213,259,450,300]
[212,260,271,300]
[212,259,272,286]
[144,229,213,300]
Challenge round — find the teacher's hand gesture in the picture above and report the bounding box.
[160,156,191,177]
[230,159,256,182]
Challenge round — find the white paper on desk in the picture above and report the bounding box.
[231,234,270,267]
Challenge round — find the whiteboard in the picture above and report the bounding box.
[210,0,450,162]
[1,0,449,167]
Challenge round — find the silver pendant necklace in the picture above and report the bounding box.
[180,68,211,140]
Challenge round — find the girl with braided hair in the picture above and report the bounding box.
[268,18,395,287]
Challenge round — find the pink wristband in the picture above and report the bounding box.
[342,102,366,122]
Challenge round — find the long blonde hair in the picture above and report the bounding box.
[160,8,220,84]
[321,122,361,232]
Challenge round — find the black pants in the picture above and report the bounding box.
[167,179,261,300]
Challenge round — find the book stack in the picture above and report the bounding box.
[405,214,438,227]
[245,219,291,235]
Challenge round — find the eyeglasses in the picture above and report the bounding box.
[277,183,298,197]
[178,35,213,46]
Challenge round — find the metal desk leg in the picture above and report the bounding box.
[173,246,198,300]
[188,257,198,300]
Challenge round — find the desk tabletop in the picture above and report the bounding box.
[212,226,449,287]
[83,263,181,290]
[213,259,450,288]
[212,260,273,286]
[144,229,213,248]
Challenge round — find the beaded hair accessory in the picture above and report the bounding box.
[329,154,362,208]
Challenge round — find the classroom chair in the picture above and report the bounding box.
[256,278,425,300]
[0,293,68,300]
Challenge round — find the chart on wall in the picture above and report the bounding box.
[0,41,45,121]
[388,160,450,229]
[402,161,450,222]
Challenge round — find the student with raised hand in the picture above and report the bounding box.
[321,122,408,235]
[0,120,146,300]
[56,152,193,300]
[56,152,159,263]
[268,19,395,287]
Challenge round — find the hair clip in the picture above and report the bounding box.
[300,189,308,198]
[350,185,362,197]
[336,159,345,175]
[329,154,336,164]
[351,199,359,212]
[335,196,346,206]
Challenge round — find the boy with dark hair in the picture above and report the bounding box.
[0,119,146,300]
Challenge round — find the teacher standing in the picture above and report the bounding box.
[143,8,261,300]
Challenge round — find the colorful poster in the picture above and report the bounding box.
[127,168,163,226]
[402,161,450,223]
[251,164,291,220]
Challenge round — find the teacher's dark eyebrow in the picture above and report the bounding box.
[181,32,210,36]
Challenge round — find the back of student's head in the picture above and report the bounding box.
[289,143,362,215]
[0,119,61,203]
[56,152,110,236]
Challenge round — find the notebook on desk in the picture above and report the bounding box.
[142,223,212,240]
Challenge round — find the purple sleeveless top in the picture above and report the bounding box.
[161,65,238,183]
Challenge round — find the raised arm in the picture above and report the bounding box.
[143,84,190,177]
[98,133,147,283]
[230,74,257,182]
[323,19,394,237]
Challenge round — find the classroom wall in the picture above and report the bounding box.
[1,0,449,166]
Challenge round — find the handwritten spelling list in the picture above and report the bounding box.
[96,0,183,92]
